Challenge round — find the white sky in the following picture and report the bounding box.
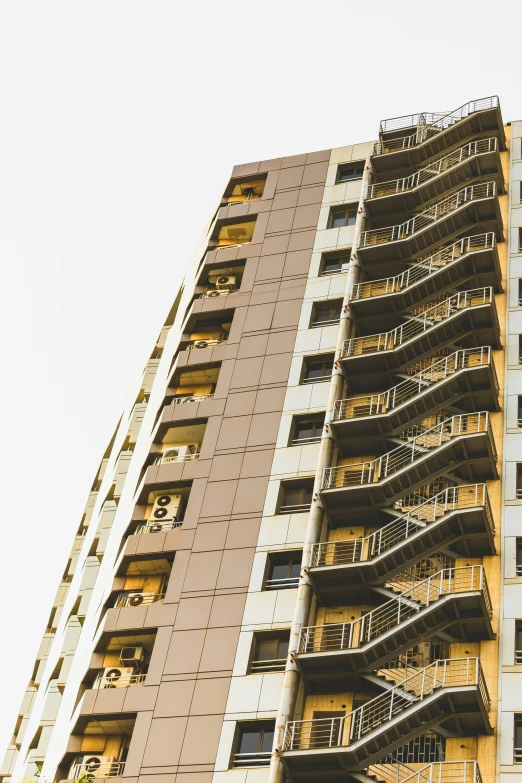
[0,0,518,759]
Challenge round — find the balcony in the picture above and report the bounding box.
[358,183,502,264]
[341,289,500,385]
[68,760,125,780]
[372,96,505,174]
[93,671,146,689]
[136,519,182,534]
[366,138,503,217]
[351,234,501,320]
[333,347,499,434]
[187,337,226,351]
[115,591,164,608]
[282,658,491,779]
[309,484,494,600]
[322,413,497,519]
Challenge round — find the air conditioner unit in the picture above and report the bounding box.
[126,591,148,607]
[71,755,115,778]
[150,493,182,523]
[120,646,145,666]
[215,275,237,289]
[99,666,135,687]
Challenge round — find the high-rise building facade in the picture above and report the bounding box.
[3,94,522,783]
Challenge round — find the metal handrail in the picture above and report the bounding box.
[187,338,226,351]
[172,393,214,405]
[94,672,146,689]
[367,139,497,200]
[352,233,495,301]
[298,565,491,655]
[343,288,493,359]
[369,759,481,783]
[360,182,497,248]
[323,412,490,490]
[334,347,494,421]
[284,657,489,751]
[69,761,126,779]
[233,751,271,767]
[311,484,491,567]
[115,592,165,608]
[374,96,499,154]
[265,576,300,590]
[250,657,287,673]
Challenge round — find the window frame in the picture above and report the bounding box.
[329,205,358,229]
[290,414,325,446]
[232,721,275,768]
[302,354,335,384]
[264,550,303,590]
[311,299,343,328]
[320,251,350,276]
[336,162,364,183]
[249,631,290,673]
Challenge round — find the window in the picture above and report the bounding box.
[519,335,522,365]
[518,397,522,429]
[337,162,364,183]
[329,205,357,229]
[280,480,314,513]
[302,354,334,383]
[516,622,522,664]
[312,300,343,327]
[519,228,522,253]
[249,631,290,673]
[517,539,522,574]
[321,252,350,276]
[291,414,325,446]
[518,466,522,500]
[233,721,275,767]
[265,551,302,589]
[515,716,522,763]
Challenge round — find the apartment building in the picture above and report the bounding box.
[2,95,521,783]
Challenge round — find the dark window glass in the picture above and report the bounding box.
[292,415,324,445]
[337,162,364,182]
[330,208,357,228]
[265,552,302,589]
[519,228,522,253]
[518,397,522,428]
[518,466,522,500]
[322,253,349,275]
[516,622,522,665]
[515,717,522,762]
[303,355,334,383]
[233,722,275,767]
[280,483,313,512]
[312,300,342,327]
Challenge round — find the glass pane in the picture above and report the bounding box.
[331,212,346,228]
[516,721,522,747]
[295,422,314,439]
[323,258,342,272]
[270,561,290,581]
[347,211,357,226]
[283,487,301,505]
[305,363,324,378]
[238,729,261,754]
[290,559,302,578]
[261,728,275,752]
[303,486,313,504]
[254,638,276,660]
[277,637,290,658]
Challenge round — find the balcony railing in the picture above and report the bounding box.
[115,592,165,608]
[367,139,498,200]
[322,412,490,490]
[265,576,300,590]
[199,289,238,298]
[343,288,493,359]
[311,484,490,567]
[94,672,146,689]
[284,657,489,750]
[374,96,499,155]
[137,520,182,534]
[69,761,125,779]
[367,760,482,783]
[352,233,496,302]
[156,451,199,464]
[232,752,271,768]
[172,393,214,405]
[187,338,226,351]
[334,347,493,421]
[250,657,287,673]
[359,182,497,249]
[298,565,490,655]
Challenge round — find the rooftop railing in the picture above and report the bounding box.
[359,182,497,249]
[367,139,498,200]
[298,565,490,655]
[323,412,490,491]
[352,233,496,301]
[343,288,493,359]
[374,96,499,155]
[284,657,488,750]
[311,483,490,568]
[334,347,493,421]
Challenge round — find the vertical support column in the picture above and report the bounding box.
[268,152,373,782]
